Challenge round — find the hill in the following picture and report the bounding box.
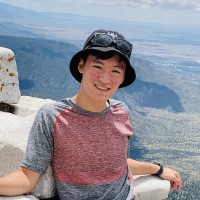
[0,35,79,99]
[129,106,200,199]
[1,35,199,114]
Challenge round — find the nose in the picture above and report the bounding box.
[98,71,111,84]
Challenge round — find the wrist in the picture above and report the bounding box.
[152,162,164,177]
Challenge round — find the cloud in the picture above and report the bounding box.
[1,0,200,12]
[59,0,119,8]
[65,0,200,11]
[131,0,200,11]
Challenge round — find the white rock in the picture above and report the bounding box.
[133,175,170,200]
[0,195,38,200]
[0,96,56,199]
[0,47,21,104]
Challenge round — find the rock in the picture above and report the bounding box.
[133,175,170,200]
[0,47,20,104]
[0,195,38,200]
[0,96,56,199]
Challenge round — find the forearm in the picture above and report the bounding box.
[127,158,182,191]
[127,158,160,175]
[0,167,40,196]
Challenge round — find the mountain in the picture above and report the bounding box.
[0,21,42,38]
[0,2,49,20]
[0,3,129,47]
[0,35,80,99]
[0,34,195,113]
[128,104,200,200]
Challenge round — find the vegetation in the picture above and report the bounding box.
[129,105,200,199]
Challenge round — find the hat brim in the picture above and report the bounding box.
[69,47,136,88]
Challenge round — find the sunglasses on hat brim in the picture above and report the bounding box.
[83,33,133,58]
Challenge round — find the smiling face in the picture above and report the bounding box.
[78,53,126,105]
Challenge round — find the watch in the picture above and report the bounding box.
[152,162,164,176]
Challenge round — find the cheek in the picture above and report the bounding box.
[111,76,124,85]
[89,71,99,81]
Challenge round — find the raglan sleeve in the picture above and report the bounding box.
[110,99,134,158]
[118,100,134,135]
[21,104,55,174]
[119,101,135,158]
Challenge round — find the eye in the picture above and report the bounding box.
[93,65,102,70]
[112,70,121,74]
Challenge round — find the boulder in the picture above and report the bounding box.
[0,47,20,104]
[0,96,56,199]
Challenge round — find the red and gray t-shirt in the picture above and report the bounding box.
[22,98,134,199]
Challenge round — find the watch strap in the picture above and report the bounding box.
[152,162,164,176]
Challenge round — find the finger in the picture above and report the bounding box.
[171,175,182,191]
[174,173,182,190]
[170,181,177,191]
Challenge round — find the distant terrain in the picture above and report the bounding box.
[1,34,199,113]
[0,2,200,199]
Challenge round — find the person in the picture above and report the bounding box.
[0,29,182,199]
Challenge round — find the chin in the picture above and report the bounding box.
[96,95,113,102]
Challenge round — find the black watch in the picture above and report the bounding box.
[152,162,164,177]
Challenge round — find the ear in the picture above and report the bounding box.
[78,59,84,74]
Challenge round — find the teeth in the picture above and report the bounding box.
[95,85,109,90]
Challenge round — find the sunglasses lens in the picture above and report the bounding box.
[85,33,132,56]
[95,34,113,46]
[117,41,132,54]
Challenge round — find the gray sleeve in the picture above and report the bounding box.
[21,104,54,174]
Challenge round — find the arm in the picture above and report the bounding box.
[127,158,161,175]
[0,167,40,196]
[127,158,182,191]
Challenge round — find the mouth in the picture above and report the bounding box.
[95,84,110,91]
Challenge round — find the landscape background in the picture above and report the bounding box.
[0,1,200,199]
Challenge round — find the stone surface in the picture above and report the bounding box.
[133,175,170,200]
[0,47,20,104]
[0,96,56,199]
[0,195,38,200]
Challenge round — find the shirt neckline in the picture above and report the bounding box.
[67,98,111,116]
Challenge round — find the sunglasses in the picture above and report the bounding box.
[84,33,133,57]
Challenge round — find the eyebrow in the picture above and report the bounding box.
[113,65,125,70]
[94,60,125,70]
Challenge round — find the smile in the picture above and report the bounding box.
[95,84,110,91]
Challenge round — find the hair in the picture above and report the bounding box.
[81,50,127,67]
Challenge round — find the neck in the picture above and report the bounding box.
[71,93,109,112]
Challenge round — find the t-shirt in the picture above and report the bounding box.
[21,98,135,200]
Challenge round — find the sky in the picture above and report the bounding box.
[0,0,200,62]
[0,0,200,25]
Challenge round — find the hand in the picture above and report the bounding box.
[160,167,182,191]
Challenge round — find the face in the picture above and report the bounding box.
[78,53,126,103]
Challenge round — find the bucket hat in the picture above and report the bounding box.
[69,29,136,88]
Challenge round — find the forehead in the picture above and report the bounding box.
[87,53,127,68]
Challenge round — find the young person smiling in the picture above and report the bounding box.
[0,30,182,199]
